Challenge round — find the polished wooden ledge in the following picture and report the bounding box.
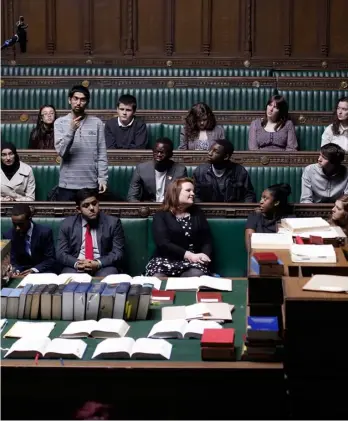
[1,110,332,125]
[0,202,333,219]
[17,149,323,166]
[2,75,347,90]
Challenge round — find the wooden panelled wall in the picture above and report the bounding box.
[1,0,348,68]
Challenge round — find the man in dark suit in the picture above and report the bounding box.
[56,188,125,276]
[127,137,187,202]
[2,203,58,275]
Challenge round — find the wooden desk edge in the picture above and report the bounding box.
[0,359,283,370]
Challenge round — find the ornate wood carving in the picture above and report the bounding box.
[82,0,93,55]
[2,56,348,69]
[245,0,252,56]
[165,0,175,56]
[46,0,56,55]
[283,0,293,57]
[1,110,333,125]
[0,202,333,219]
[201,0,212,56]
[2,75,346,90]
[124,0,134,55]
[320,0,330,57]
[16,150,328,167]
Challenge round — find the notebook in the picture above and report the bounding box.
[302,274,348,293]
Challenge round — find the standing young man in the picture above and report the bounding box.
[54,85,108,201]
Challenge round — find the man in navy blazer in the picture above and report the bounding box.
[56,188,125,276]
[3,203,58,275]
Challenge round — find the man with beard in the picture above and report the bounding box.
[127,138,187,202]
[54,85,108,201]
[2,204,57,275]
[56,188,125,276]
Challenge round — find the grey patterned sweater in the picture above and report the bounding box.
[54,113,108,190]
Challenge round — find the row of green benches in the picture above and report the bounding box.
[2,66,348,77]
[0,217,246,277]
[1,123,325,151]
[2,88,345,110]
[26,165,304,202]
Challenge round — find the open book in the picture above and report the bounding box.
[17,272,92,288]
[60,318,130,339]
[148,319,223,339]
[303,274,348,293]
[165,275,232,291]
[162,302,233,322]
[4,336,87,359]
[91,337,172,360]
[290,244,336,263]
[4,321,56,338]
[101,274,162,290]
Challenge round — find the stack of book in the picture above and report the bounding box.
[250,252,284,276]
[243,316,282,361]
[1,281,153,322]
[200,328,236,361]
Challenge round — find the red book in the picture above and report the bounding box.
[201,328,235,348]
[295,236,304,244]
[309,235,324,245]
[253,252,278,264]
[196,291,222,303]
[151,290,175,304]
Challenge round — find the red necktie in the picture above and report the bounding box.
[85,224,94,260]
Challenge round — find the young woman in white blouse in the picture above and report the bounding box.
[321,96,348,151]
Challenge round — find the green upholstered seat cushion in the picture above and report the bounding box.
[1,217,248,276]
[0,217,148,276]
[147,217,247,276]
[2,122,325,151]
[31,164,304,202]
[2,88,345,110]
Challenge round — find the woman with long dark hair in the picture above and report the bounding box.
[28,105,57,149]
[321,96,348,151]
[248,95,298,151]
[179,102,225,150]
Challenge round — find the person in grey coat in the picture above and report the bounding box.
[127,138,187,202]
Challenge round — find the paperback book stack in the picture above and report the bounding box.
[242,316,283,362]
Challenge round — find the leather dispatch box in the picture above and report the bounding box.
[201,346,236,361]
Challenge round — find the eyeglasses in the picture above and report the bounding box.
[41,112,55,117]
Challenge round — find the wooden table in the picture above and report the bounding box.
[249,247,348,277]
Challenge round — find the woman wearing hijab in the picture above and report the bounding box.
[1,142,36,201]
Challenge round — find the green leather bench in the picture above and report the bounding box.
[1,66,271,77]
[2,66,347,78]
[278,70,348,77]
[2,88,345,111]
[1,122,325,150]
[31,164,304,202]
[0,217,247,276]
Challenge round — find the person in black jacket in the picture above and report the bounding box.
[145,177,213,277]
[193,139,256,203]
[104,94,148,149]
[2,203,58,275]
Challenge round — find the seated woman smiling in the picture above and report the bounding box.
[145,178,213,278]
[245,183,294,251]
